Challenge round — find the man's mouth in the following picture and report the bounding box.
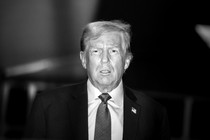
[100,70,111,75]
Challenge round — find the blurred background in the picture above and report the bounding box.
[0,0,210,140]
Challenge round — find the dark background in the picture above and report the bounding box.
[96,0,210,97]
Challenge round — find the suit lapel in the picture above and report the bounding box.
[68,81,88,140]
[123,86,141,140]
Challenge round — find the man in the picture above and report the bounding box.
[24,20,170,140]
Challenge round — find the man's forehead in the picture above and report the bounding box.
[90,32,122,45]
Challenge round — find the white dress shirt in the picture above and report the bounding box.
[87,79,124,140]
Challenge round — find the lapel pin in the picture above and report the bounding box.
[131,107,137,114]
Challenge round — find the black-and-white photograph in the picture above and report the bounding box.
[0,0,209,140]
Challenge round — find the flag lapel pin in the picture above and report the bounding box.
[131,107,137,114]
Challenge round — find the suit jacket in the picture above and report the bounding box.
[24,80,170,140]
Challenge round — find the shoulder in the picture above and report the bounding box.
[35,80,87,104]
[125,86,166,112]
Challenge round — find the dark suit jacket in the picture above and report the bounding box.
[24,80,170,140]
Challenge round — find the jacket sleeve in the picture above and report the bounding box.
[159,107,171,140]
[23,94,46,139]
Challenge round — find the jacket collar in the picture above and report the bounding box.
[123,85,141,140]
[68,80,88,140]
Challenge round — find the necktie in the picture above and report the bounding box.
[94,93,111,140]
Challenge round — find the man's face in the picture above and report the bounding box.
[80,32,131,92]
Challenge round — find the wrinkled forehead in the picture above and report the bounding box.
[87,31,126,50]
[90,32,122,46]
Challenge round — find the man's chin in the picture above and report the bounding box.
[97,80,113,87]
[94,79,118,92]
[98,81,112,87]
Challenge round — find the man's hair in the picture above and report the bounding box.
[80,20,132,56]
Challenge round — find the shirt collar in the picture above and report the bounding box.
[87,79,123,108]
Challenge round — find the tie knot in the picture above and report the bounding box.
[99,93,111,104]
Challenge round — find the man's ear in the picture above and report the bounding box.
[124,54,132,70]
[80,51,87,69]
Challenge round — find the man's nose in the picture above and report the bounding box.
[101,50,109,63]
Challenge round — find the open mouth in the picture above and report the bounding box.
[100,70,111,75]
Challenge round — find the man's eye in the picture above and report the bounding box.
[91,49,100,54]
[110,49,119,54]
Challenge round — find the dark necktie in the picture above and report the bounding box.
[94,93,111,140]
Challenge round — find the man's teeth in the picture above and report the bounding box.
[100,70,110,73]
